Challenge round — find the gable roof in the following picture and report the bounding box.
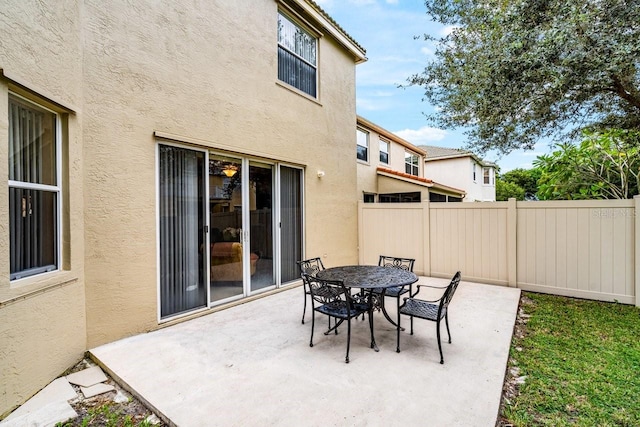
[376,166,466,197]
[418,145,497,168]
[287,0,367,63]
[358,116,426,156]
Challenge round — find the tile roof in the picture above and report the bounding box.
[418,145,472,159]
[418,144,497,168]
[377,166,432,184]
[304,0,366,55]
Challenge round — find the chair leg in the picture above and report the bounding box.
[436,319,444,364]
[445,313,452,343]
[310,311,315,347]
[345,317,351,363]
[410,316,414,335]
[396,310,400,353]
[368,306,375,350]
[302,292,307,324]
[396,297,401,353]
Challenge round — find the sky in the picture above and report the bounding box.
[315,0,550,172]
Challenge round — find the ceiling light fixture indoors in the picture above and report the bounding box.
[222,165,238,177]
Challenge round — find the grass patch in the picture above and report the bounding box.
[501,292,640,426]
[56,400,156,427]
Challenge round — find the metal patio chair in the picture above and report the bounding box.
[304,273,371,363]
[369,256,415,325]
[397,271,462,364]
[296,257,325,324]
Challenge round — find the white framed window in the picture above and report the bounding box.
[483,167,492,185]
[277,11,318,98]
[405,151,419,176]
[8,94,61,281]
[357,128,369,162]
[472,163,477,182]
[379,139,389,164]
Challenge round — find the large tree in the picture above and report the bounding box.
[501,168,542,196]
[410,0,640,154]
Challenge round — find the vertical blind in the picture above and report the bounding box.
[159,145,206,318]
[280,166,302,283]
[8,96,58,280]
[277,12,317,97]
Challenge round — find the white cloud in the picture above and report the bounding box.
[440,25,457,36]
[386,0,399,4]
[421,46,434,56]
[356,98,389,111]
[348,0,376,5]
[395,126,447,145]
[372,90,394,97]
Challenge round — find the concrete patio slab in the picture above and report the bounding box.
[0,377,77,424]
[66,366,108,387]
[91,278,521,427]
[81,383,115,398]
[0,401,77,427]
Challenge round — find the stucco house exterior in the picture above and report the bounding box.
[0,0,366,416]
[419,145,497,202]
[356,116,465,203]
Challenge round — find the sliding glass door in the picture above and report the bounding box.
[209,154,244,303]
[159,145,304,318]
[280,166,302,284]
[249,161,274,292]
[158,145,207,318]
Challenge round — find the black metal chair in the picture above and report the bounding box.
[304,273,371,363]
[397,271,462,364]
[369,256,416,326]
[296,257,325,324]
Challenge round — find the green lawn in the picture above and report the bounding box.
[501,292,640,426]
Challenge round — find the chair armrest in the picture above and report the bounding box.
[409,284,447,301]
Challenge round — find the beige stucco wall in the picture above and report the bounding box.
[425,156,481,201]
[0,0,361,414]
[356,125,424,200]
[82,0,360,347]
[0,0,86,416]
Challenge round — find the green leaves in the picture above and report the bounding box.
[534,129,640,199]
[413,0,640,154]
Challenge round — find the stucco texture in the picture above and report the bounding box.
[0,0,86,416]
[0,0,361,415]
[81,0,359,347]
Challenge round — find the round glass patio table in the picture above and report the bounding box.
[316,265,418,352]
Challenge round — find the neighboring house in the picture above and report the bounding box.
[419,145,497,202]
[0,0,366,416]
[356,116,465,203]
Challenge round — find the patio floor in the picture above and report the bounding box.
[90,277,521,426]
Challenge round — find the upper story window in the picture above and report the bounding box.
[357,128,369,162]
[405,151,419,176]
[379,139,389,164]
[8,94,61,280]
[472,163,477,182]
[483,167,492,185]
[277,11,317,98]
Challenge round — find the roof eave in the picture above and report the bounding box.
[358,116,426,155]
[289,0,367,63]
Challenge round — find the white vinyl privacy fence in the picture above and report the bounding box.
[358,197,640,306]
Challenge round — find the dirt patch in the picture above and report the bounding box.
[59,358,167,427]
[496,294,533,427]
